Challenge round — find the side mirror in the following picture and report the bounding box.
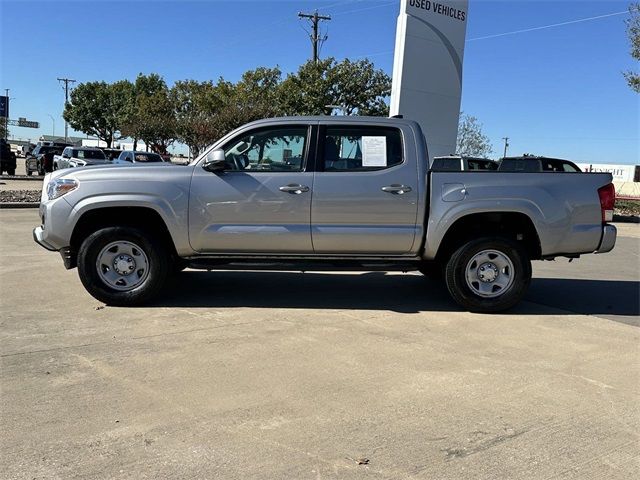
[202,149,227,173]
[62,153,69,159]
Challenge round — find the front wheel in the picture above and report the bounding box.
[77,227,169,306]
[445,237,531,313]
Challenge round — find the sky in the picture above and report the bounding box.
[0,0,638,163]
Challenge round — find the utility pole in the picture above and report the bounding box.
[298,10,331,62]
[502,137,509,158]
[57,77,76,142]
[3,89,8,140]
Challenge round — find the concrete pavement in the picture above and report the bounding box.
[1,210,639,479]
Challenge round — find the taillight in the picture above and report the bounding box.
[597,183,615,223]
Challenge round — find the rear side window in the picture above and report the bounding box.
[134,153,162,162]
[432,158,461,171]
[467,159,497,171]
[322,126,403,171]
[75,149,106,160]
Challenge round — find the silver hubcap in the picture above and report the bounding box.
[465,249,515,298]
[96,241,149,291]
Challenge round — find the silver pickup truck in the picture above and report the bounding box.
[33,116,617,312]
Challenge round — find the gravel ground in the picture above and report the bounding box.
[0,189,40,203]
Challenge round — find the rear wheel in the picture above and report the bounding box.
[445,237,531,313]
[77,226,169,306]
[7,168,15,176]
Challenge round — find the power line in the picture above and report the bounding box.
[467,10,628,42]
[353,9,629,59]
[298,10,331,62]
[57,77,76,143]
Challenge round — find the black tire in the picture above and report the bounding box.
[7,168,15,176]
[445,237,531,313]
[26,167,33,176]
[77,226,169,306]
[37,161,45,176]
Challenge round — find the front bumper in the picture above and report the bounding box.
[595,224,617,254]
[33,226,57,251]
[33,227,77,269]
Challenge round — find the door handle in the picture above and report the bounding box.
[381,184,412,195]
[279,184,309,194]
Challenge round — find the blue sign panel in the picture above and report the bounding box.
[0,96,8,118]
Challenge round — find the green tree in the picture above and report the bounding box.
[214,67,285,135]
[331,58,392,115]
[64,81,131,147]
[171,79,222,157]
[456,113,493,157]
[280,58,337,115]
[121,74,176,153]
[280,58,391,116]
[624,2,640,92]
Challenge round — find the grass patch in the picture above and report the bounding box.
[616,199,640,217]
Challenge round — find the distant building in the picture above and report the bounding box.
[38,135,86,146]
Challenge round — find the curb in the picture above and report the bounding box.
[0,175,44,181]
[0,203,40,209]
[613,214,640,224]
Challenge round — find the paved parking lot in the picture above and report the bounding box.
[1,209,639,479]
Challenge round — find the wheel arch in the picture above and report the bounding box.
[69,206,179,267]
[432,211,542,263]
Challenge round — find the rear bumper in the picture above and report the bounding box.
[595,224,616,254]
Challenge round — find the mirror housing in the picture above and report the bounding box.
[202,149,227,173]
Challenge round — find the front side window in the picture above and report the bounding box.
[322,126,403,171]
[222,126,308,172]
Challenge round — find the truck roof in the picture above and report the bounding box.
[242,116,419,128]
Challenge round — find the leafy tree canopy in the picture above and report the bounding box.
[456,113,493,158]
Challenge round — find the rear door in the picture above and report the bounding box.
[189,123,315,253]
[311,123,419,254]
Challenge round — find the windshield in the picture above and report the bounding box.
[75,149,106,160]
[134,153,163,162]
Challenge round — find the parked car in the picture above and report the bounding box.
[113,151,166,164]
[25,145,65,175]
[0,139,17,175]
[432,155,498,171]
[53,147,108,170]
[34,116,616,312]
[101,148,123,161]
[498,155,581,173]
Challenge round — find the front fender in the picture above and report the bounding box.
[68,193,194,256]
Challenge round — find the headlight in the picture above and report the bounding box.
[47,178,78,200]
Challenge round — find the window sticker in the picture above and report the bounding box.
[362,136,387,167]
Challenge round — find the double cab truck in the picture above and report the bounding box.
[53,146,109,170]
[33,117,617,312]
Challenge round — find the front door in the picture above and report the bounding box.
[189,124,314,253]
[311,124,419,254]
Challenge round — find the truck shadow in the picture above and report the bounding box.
[157,271,639,321]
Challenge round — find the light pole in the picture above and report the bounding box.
[47,114,55,136]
